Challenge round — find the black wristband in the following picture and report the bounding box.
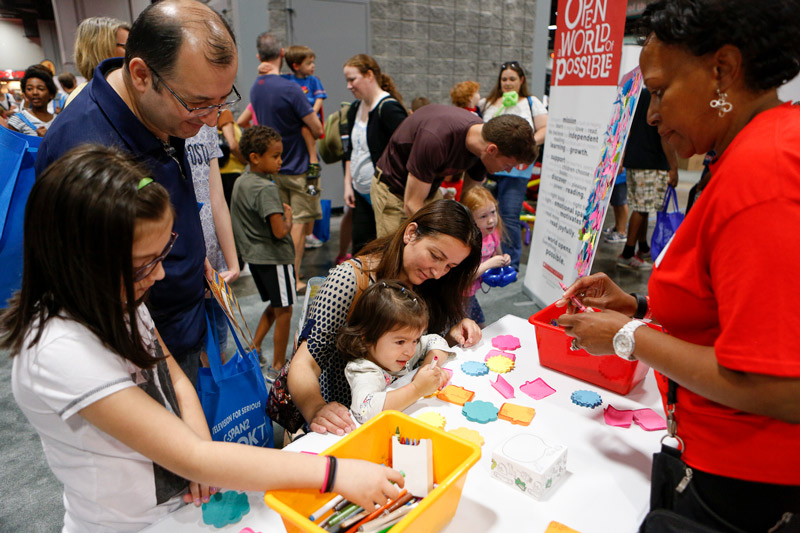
[325,456,338,493]
[631,293,648,319]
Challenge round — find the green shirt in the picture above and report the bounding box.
[231,169,294,265]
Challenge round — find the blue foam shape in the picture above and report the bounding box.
[571,390,603,409]
[462,400,499,423]
[202,491,250,528]
[461,361,489,376]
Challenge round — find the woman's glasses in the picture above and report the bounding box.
[133,232,178,282]
[500,61,525,75]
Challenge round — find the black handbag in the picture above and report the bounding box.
[640,380,798,533]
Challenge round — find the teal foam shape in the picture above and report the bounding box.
[462,400,499,423]
[571,390,603,409]
[461,361,489,376]
[201,491,250,528]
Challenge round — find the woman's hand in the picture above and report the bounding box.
[447,318,482,348]
[334,459,404,512]
[308,402,356,436]
[557,309,631,355]
[344,184,356,209]
[411,365,444,397]
[184,483,217,506]
[555,273,637,316]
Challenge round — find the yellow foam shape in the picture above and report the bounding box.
[486,355,515,374]
[415,411,446,430]
[448,427,484,447]
[545,521,583,533]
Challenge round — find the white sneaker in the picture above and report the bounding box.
[616,254,652,271]
[305,235,324,249]
[604,230,627,243]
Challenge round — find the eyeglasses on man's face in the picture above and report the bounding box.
[133,231,178,282]
[149,66,241,116]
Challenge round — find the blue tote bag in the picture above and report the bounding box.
[651,185,684,262]
[197,306,274,448]
[0,127,41,307]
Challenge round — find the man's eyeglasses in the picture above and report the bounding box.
[133,232,178,282]
[149,67,241,116]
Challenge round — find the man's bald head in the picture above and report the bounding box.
[125,0,236,85]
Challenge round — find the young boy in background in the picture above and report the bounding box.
[231,125,296,381]
[282,45,327,186]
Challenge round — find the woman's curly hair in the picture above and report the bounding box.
[639,0,800,92]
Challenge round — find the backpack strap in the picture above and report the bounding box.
[345,258,372,320]
[15,112,38,131]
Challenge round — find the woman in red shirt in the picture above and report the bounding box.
[558,0,800,530]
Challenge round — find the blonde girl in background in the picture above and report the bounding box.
[460,186,511,328]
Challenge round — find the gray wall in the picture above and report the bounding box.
[267,0,542,106]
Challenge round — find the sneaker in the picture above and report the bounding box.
[335,253,353,265]
[617,254,653,271]
[264,366,279,383]
[638,249,652,260]
[602,227,614,235]
[603,230,627,243]
[305,235,324,249]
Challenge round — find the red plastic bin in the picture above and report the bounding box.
[529,302,661,395]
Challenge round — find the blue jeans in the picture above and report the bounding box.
[492,176,528,270]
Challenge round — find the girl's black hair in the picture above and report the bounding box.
[336,281,429,362]
[21,65,57,98]
[1,145,173,368]
[639,0,800,92]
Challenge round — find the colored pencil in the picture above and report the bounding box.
[310,494,344,521]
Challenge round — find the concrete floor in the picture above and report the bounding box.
[0,169,700,532]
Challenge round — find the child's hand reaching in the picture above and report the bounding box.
[486,254,511,269]
[334,459,404,511]
[411,365,444,397]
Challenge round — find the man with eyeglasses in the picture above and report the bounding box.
[35,0,238,385]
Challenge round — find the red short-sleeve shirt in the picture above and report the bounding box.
[648,103,800,484]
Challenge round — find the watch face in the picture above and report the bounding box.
[614,334,633,357]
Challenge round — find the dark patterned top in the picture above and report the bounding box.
[302,259,373,406]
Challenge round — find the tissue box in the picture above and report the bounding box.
[490,433,567,500]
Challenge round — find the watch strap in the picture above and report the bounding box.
[631,293,648,319]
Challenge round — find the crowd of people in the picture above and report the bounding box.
[2,0,799,531]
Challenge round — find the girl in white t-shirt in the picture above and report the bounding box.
[1,145,403,532]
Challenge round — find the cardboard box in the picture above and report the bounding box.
[491,433,567,500]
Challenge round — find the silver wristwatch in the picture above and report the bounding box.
[613,320,646,360]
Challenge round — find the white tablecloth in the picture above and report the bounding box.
[143,314,665,533]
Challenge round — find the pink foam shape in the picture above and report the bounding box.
[491,334,521,351]
[520,378,556,400]
[443,367,453,386]
[491,375,515,399]
[632,409,667,431]
[604,405,634,428]
[484,349,516,363]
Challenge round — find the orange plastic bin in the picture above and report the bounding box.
[264,410,481,532]
[529,302,662,395]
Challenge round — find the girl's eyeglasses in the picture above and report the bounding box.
[133,232,178,282]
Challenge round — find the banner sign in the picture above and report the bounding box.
[523,0,630,307]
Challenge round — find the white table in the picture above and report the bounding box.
[143,314,664,533]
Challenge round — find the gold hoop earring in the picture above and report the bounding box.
[710,88,733,117]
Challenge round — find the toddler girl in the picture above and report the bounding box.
[337,281,453,423]
[1,145,402,532]
[461,186,511,327]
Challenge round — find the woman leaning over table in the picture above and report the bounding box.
[558,0,800,530]
[479,61,547,271]
[276,200,482,435]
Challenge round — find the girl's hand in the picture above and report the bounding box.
[555,272,637,316]
[334,459,404,511]
[447,318,482,348]
[557,309,631,355]
[411,365,444,397]
[183,482,217,506]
